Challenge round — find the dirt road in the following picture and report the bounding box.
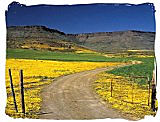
[39,64,131,120]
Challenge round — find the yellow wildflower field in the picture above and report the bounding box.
[5,59,121,118]
[94,73,155,119]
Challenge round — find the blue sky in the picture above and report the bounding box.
[6,2,156,34]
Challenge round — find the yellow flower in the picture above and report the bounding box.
[94,73,156,119]
[6,59,121,118]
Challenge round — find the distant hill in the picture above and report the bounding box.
[68,31,155,52]
[7,26,94,53]
[7,26,155,53]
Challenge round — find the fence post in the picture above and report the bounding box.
[111,80,113,97]
[20,70,25,114]
[148,76,150,106]
[9,69,18,112]
[131,78,134,104]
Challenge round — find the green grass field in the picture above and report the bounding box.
[7,49,130,62]
[7,48,155,84]
[107,57,154,84]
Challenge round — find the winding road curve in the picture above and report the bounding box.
[39,64,134,120]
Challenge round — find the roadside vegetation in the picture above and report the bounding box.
[94,53,155,119]
[94,73,155,120]
[5,58,121,118]
[6,48,155,119]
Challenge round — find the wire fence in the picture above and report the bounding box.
[103,76,151,106]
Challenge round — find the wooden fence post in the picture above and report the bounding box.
[131,78,134,104]
[111,80,113,97]
[148,76,150,106]
[9,69,18,112]
[20,70,25,114]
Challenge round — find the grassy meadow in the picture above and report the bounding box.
[7,48,155,82]
[6,49,123,118]
[6,48,155,119]
[107,57,154,84]
[7,48,134,62]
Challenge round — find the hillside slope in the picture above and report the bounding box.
[69,30,155,52]
[7,26,155,52]
[7,26,93,53]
